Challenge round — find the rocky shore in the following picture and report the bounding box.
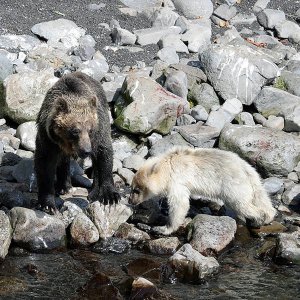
[0,0,300,298]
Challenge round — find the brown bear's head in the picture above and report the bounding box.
[52,95,98,159]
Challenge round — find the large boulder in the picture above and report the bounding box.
[219,124,300,176]
[200,39,280,105]
[3,69,58,124]
[114,74,189,135]
[0,211,12,259]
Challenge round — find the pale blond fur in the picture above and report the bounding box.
[130,147,276,235]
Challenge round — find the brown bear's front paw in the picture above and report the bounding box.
[89,185,121,205]
[38,195,58,215]
[55,182,72,196]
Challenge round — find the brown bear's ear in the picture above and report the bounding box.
[89,96,97,108]
[56,98,69,113]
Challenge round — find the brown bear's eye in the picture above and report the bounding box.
[68,128,80,139]
[133,188,140,195]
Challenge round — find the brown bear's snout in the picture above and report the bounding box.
[78,131,92,159]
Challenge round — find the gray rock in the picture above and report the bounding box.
[123,154,146,171]
[263,177,284,195]
[149,133,192,156]
[73,44,95,61]
[0,53,13,82]
[282,184,300,205]
[4,69,58,124]
[164,70,188,99]
[78,58,109,81]
[219,124,300,176]
[214,4,237,21]
[176,123,219,147]
[156,47,179,65]
[119,0,162,9]
[253,112,267,125]
[200,40,280,105]
[0,34,41,52]
[114,74,189,135]
[276,231,300,264]
[285,60,300,75]
[254,86,300,132]
[158,34,189,53]
[102,73,125,103]
[206,98,243,131]
[70,212,99,245]
[151,7,179,27]
[16,121,37,151]
[113,158,123,173]
[114,223,150,242]
[12,159,36,191]
[230,13,257,26]
[176,114,196,126]
[253,0,270,13]
[0,132,20,150]
[60,200,84,227]
[0,211,12,259]
[275,20,300,39]
[134,26,181,46]
[117,167,135,185]
[236,112,255,126]
[9,207,66,251]
[112,135,138,161]
[111,27,137,45]
[281,71,300,97]
[148,237,180,255]
[191,105,209,122]
[172,0,213,19]
[287,172,298,182]
[147,132,163,146]
[188,214,237,254]
[264,115,284,130]
[169,243,219,280]
[88,3,106,10]
[189,83,220,112]
[31,18,85,42]
[257,9,285,29]
[87,200,133,239]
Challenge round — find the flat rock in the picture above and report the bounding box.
[9,207,66,251]
[148,237,180,255]
[276,231,300,264]
[187,214,237,254]
[0,211,12,259]
[156,47,179,65]
[0,34,41,52]
[219,124,300,176]
[172,0,213,19]
[158,34,189,53]
[111,27,136,45]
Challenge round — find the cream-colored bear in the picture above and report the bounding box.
[130,147,276,235]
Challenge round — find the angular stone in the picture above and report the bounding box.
[264,115,284,130]
[282,184,300,205]
[219,124,300,176]
[9,207,66,251]
[276,231,300,264]
[0,53,13,81]
[158,34,189,53]
[281,71,300,97]
[114,223,150,242]
[16,121,37,151]
[230,13,257,26]
[188,214,237,254]
[151,7,179,27]
[148,237,180,255]
[253,0,270,13]
[0,211,12,259]
[122,154,146,171]
[236,112,255,126]
[119,0,162,9]
[60,200,84,227]
[214,4,237,21]
[117,167,135,185]
[0,34,41,52]
[114,74,189,135]
[275,20,300,39]
[156,47,179,65]
[168,243,219,280]
[172,0,213,19]
[111,27,137,45]
[3,69,58,124]
[78,58,109,81]
[257,9,285,29]
[164,70,188,99]
[112,135,138,161]
[191,105,208,122]
[176,114,196,126]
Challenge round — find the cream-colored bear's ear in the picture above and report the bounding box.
[89,96,97,108]
[56,97,69,113]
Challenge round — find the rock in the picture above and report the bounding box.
[119,0,163,9]
[176,114,196,126]
[190,105,208,122]
[206,98,243,131]
[219,124,300,176]
[164,70,188,99]
[111,27,137,45]
[60,200,84,227]
[70,212,99,246]
[149,133,192,156]
[200,40,280,105]
[281,71,300,97]
[0,132,20,150]
[257,9,285,29]
[15,121,37,151]
[282,184,300,206]
[130,277,161,300]
[78,58,109,81]
[250,221,287,237]
[253,0,270,13]
[4,69,58,124]
[213,4,237,21]
[112,135,138,161]
[92,237,130,254]
[254,87,300,132]
[134,26,181,46]
[175,123,219,148]
[156,47,179,65]
[73,44,95,62]
[12,159,36,191]
[31,18,85,42]
[253,113,267,125]
[264,115,284,130]
[230,13,257,26]
[276,231,300,264]
[263,177,284,195]
[187,214,236,254]
[114,74,189,135]
[172,0,213,19]
[87,200,133,239]
[188,83,219,112]
[151,7,179,27]
[288,172,298,182]
[0,34,41,52]
[0,211,12,259]
[122,154,146,171]
[102,74,125,103]
[117,167,135,185]
[114,223,150,242]
[9,207,66,251]
[88,3,106,10]
[0,53,13,81]
[168,243,219,280]
[275,20,300,40]
[158,34,189,53]
[148,237,180,255]
[236,112,255,126]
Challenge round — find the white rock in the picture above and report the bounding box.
[156,47,179,65]
[16,121,37,151]
[172,0,213,19]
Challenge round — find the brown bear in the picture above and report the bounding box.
[35,71,120,213]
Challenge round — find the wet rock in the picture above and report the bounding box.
[172,0,213,19]
[0,189,30,209]
[149,133,192,157]
[114,223,150,242]
[4,69,58,124]
[92,237,130,254]
[12,159,36,191]
[200,40,280,105]
[122,154,145,171]
[87,200,133,239]
[117,167,135,185]
[156,47,179,65]
[0,34,41,52]
[257,9,285,29]
[151,7,179,27]
[16,121,37,152]
[282,184,300,206]
[0,211,12,259]
[147,237,180,255]
[125,257,161,280]
[78,58,109,81]
[175,123,219,148]
[111,27,137,46]
[263,177,284,195]
[31,18,85,42]
[130,277,165,300]
[70,212,99,246]
[256,238,277,259]
[187,214,237,254]
[254,87,300,132]
[168,243,219,281]
[250,221,287,237]
[219,124,300,177]
[9,207,66,251]
[114,74,189,135]
[276,231,300,264]
[213,4,237,21]
[164,70,188,99]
